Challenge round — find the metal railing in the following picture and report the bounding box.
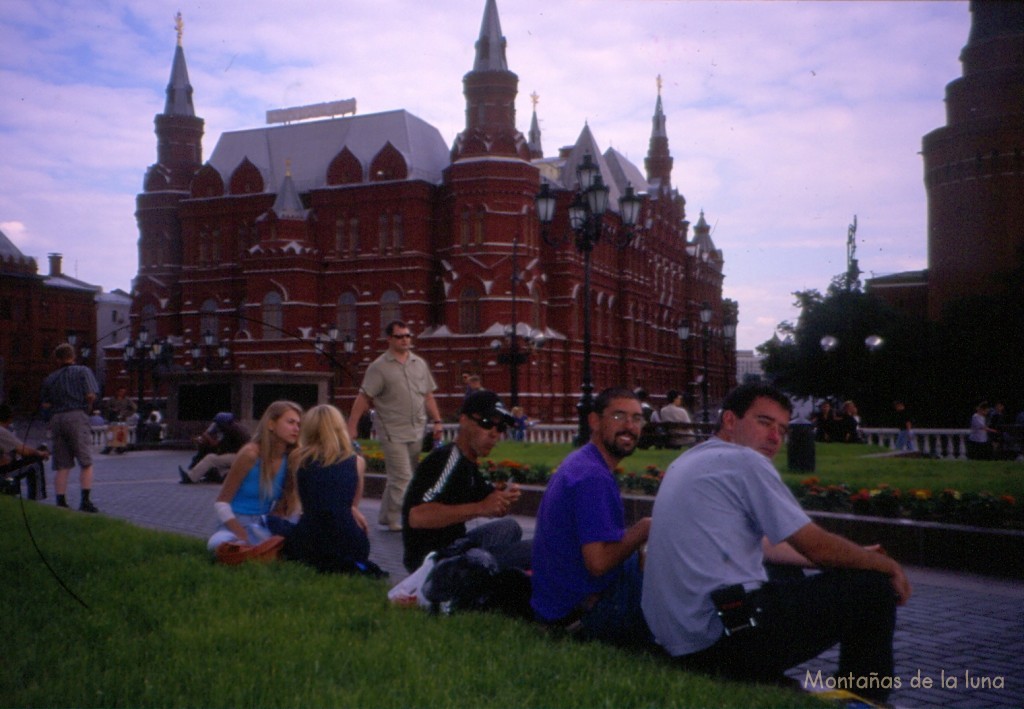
[87,424,166,448]
[861,427,974,460]
[372,423,983,459]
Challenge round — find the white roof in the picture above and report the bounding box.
[207,109,451,194]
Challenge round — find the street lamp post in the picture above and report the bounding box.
[123,327,169,445]
[699,301,713,424]
[820,333,883,409]
[723,309,737,388]
[66,333,92,366]
[190,330,230,371]
[676,322,692,408]
[314,325,355,403]
[491,327,545,408]
[535,153,643,445]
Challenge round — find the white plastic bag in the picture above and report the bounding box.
[387,552,437,608]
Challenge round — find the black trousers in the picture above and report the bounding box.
[677,569,897,702]
[0,455,47,500]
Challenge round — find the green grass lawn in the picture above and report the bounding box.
[480,440,1024,498]
[1,496,819,708]
[358,437,1024,505]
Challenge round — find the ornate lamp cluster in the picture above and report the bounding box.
[123,326,172,440]
[535,153,644,444]
[189,330,231,371]
[314,325,356,403]
[678,301,737,424]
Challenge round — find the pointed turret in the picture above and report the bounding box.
[134,12,206,336]
[645,75,673,193]
[474,0,508,72]
[527,91,543,159]
[451,0,528,160]
[691,210,719,261]
[164,13,195,117]
[145,12,204,192]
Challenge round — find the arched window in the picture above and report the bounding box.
[141,303,157,338]
[334,218,345,253]
[348,217,359,254]
[200,299,218,340]
[474,209,485,245]
[378,213,389,253]
[337,292,357,340]
[392,214,403,251]
[380,290,401,336]
[459,286,481,334]
[262,292,282,340]
[460,210,471,247]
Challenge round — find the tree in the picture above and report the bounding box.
[758,281,927,425]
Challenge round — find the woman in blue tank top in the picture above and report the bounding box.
[207,401,303,554]
[284,404,376,574]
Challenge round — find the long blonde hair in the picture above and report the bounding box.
[252,400,303,500]
[289,404,355,476]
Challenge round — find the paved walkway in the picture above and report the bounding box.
[16,448,1024,708]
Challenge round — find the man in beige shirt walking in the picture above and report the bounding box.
[348,320,443,531]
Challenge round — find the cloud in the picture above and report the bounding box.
[0,0,969,348]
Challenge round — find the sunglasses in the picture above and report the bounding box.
[391,333,412,339]
[469,415,507,433]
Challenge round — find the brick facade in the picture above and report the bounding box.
[126,0,735,423]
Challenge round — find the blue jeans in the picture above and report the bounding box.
[895,429,914,451]
[579,552,654,649]
[467,517,532,570]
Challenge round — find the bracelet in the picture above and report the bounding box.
[433,420,442,425]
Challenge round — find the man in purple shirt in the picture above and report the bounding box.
[530,387,652,648]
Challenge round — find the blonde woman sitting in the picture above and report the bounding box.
[207,401,302,555]
[283,405,383,576]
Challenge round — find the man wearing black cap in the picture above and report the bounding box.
[401,390,531,573]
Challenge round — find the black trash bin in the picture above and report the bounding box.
[787,417,815,472]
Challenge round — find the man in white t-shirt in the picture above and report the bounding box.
[642,383,911,703]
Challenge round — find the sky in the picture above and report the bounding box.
[0,0,971,350]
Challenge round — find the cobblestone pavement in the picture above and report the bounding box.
[14,448,1024,708]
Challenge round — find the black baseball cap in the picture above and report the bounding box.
[459,390,515,427]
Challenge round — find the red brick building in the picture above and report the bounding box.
[127,0,734,424]
[868,1,1024,321]
[0,244,99,410]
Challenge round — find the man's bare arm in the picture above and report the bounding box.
[787,522,912,604]
[581,517,651,578]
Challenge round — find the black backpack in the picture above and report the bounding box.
[422,542,532,619]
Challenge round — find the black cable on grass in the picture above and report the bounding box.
[15,310,362,611]
[17,482,91,610]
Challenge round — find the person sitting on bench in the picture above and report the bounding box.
[0,403,51,500]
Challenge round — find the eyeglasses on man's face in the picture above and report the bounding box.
[469,415,507,433]
[391,333,412,339]
[606,411,646,426]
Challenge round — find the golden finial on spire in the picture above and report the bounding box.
[175,12,184,46]
[285,158,292,177]
[656,74,663,96]
[530,91,540,109]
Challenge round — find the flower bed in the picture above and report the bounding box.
[794,477,1022,530]
[362,448,1022,531]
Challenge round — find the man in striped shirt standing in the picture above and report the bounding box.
[40,343,100,512]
